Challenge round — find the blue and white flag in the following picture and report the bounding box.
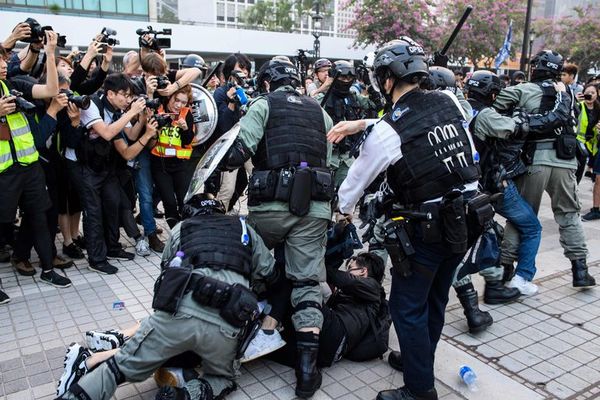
[494,21,513,69]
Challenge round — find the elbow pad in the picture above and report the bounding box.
[220,139,251,171]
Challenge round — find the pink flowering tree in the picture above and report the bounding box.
[534,5,600,77]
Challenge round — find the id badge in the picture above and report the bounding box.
[165,148,177,156]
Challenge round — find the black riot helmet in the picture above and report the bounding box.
[530,50,563,81]
[422,66,456,91]
[330,60,356,78]
[181,194,226,219]
[330,60,356,96]
[314,58,332,71]
[465,70,503,103]
[181,54,208,71]
[257,59,301,92]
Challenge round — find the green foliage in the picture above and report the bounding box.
[159,8,180,24]
[48,3,61,14]
[240,0,333,33]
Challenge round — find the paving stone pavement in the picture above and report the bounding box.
[1,178,599,400]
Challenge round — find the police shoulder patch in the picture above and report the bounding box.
[392,106,410,121]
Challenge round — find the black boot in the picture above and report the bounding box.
[484,280,520,304]
[502,263,515,283]
[388,350,403,372]
[456,283,493,334]
[377,386,438,400]
[571,259,596,288]
[155,387,192,400]
[295,332,322,398]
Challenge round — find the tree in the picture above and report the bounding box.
[534,5,600,77]
[240,0,333,33]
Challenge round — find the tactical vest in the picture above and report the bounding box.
[253,90,327,170]
[468,99,526,192]
[0,80,39,173]
[151,106,193,159]
[530,81,566,141]
[385,90,480,205]
[325,93,362,153]
[179,215,253,279]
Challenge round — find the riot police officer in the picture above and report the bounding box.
[222,58,333,398]
[56,194,279,400]
[316,60,374,188]
[494,50,596,289]
[332,37,484,400]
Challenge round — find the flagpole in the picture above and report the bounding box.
[520,0,533,72]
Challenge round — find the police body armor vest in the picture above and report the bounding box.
[385,90,480,206]
[253,90,327,170]
[179,215,253,279]
[324,93,362,153]
[468,99,526,192]
[530,81,569,141]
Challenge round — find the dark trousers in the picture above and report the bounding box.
[151,158,192,228]
[118,169,140,240]
[75,165,120,265]
[388,226,464,393]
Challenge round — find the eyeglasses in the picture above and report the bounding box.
[117,91,133,100]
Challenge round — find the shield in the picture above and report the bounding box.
[184,123,240,202]
[190,83,218,146]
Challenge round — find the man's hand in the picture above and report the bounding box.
[47,93,69,117]
[103,45,114,65]
[144,118,159,141]
[335,212,353,226]
[145,75,158,97]
[44,30,58,54]
[327,120,366,144]
[157,83,178,98]
[129,97,146,115]
[66,50,80,62]
[66,103,81,127]
[320,76,334,92]
[4,23,32,48]
[86,40,102,58]
[0,97,17,117]
[553,82,566,93]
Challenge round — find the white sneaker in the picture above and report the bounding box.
[506,275,538,296]
[56,343,90,397]
[85,329,126,352]
[135,236,151,257]
[240,329,286,363]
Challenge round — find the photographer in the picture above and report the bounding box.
[75,73,147,274]
[578,84,600,221]
[149,86,195,228]
[67,37,113,95]
[0,35,72,288]
[308,58,333,97]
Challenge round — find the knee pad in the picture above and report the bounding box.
[293,300,322,313]
[106,356,126,385]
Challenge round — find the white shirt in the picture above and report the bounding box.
[337,91,479,214]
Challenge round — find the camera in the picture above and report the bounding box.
[153,113,173,129]
[9,90,36,113]
[155,76,170,90]
[137,95,161,110]
[21,18,67,47]
[584,93,593,101]
[136,26,172,51]
[59,89,90,110]
[98,27,119,53]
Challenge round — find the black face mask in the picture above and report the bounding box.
[332,79,354,96]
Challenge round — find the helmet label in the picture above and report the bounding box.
[407,46,425,55]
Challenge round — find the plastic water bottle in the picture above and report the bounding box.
[169,251,184,268]
[459,365,478,391]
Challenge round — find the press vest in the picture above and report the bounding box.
[151,106,193,159]
[577,103,598,156]
[253,90,327,170]
[0,80,39,173]
[179,215,253,279]
[385,90,480,205]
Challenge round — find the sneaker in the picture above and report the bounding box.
[107,248,135,260]
[0,289,10,305]
[135,236,151,257]
[85,329,126,352]
[148,232,165,253]
[73,236,86,250]
[63,243,85,260]
[56,343,90,397]
[53,255,75,269]
[11,257,35,276]
[154,367,200,388]
[0,245,10,263]
[506,275,538,296]
[582,208,600,221]
[240,329,286,363]
[40,270,72,288]
[154,207,165,218]
[89,260,119,275]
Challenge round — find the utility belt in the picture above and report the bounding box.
[523,136,580,165]
[248,166,333,216]
[152,266,258,328]
[382,191,494,277]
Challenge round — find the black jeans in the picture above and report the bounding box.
[118,168,140,240]
[74,164,120,265]
[151,157,192,228]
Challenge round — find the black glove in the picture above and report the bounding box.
[432,51,449,68]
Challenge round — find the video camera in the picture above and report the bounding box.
[136,26,172,51]
[21,18,67,48]
[98,27,119,53]
[59,89,90,110]
[8,90,36,113]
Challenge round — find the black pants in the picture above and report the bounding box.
[118,169,140,240]
[73,164,121,265]
[151,157,192,228]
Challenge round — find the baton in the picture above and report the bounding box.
[320,70,341,107]
[440,5,473,56]
[202,61,223,88]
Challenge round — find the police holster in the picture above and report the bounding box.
[465,192,495,244]
[439,191,468,254]
[190,275,259,328]
[382,219,415,278]
[152,266,194,314]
